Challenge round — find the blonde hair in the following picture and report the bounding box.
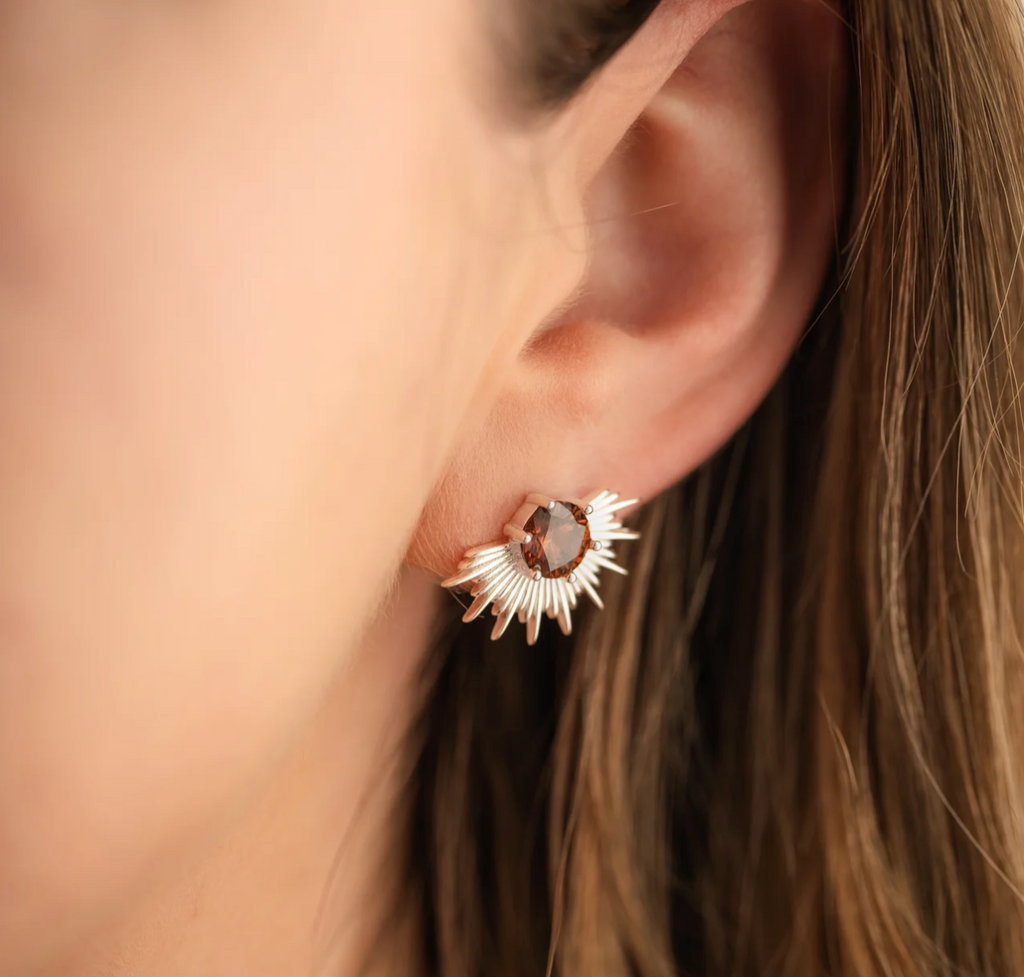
[400,0,1024,974]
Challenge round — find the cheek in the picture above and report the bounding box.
[0,2,526,968]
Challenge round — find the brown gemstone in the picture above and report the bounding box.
[522,502,591,578]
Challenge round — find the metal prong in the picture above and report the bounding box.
[578,573,604,610]
[592,541,604,552]
[463,592,493,623]
[504,523,533,544]
[584,505,594,515]
[465,542,509,558]
[556,582,573,636]
[533,569,542,581]
[604,498,642,515]
[492,610,515,641]
[583,490,612,510]
[525,582,540,631]
[548,500,557,510]
[591,553,629,576]
[567,572,577,584]
[441,554,509,590]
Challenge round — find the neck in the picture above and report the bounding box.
[48,567,438,977]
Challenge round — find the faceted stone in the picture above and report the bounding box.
[522,502,591,578]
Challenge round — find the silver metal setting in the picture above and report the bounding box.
[440,490,641,645]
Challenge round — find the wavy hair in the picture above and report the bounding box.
[399,1,1024,974]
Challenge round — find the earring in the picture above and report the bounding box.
[441,490,640,644]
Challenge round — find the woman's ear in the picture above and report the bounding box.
[411,0,846,576]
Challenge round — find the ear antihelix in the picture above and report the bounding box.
[441,489,640,644]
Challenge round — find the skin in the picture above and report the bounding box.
[0,0,845,974]
[0,1,578,969]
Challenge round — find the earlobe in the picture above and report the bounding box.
[410,0,846,579]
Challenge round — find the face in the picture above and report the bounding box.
[0,0,596,968]
[0,0,848,967]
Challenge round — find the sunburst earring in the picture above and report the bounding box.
[440,490,640,644]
